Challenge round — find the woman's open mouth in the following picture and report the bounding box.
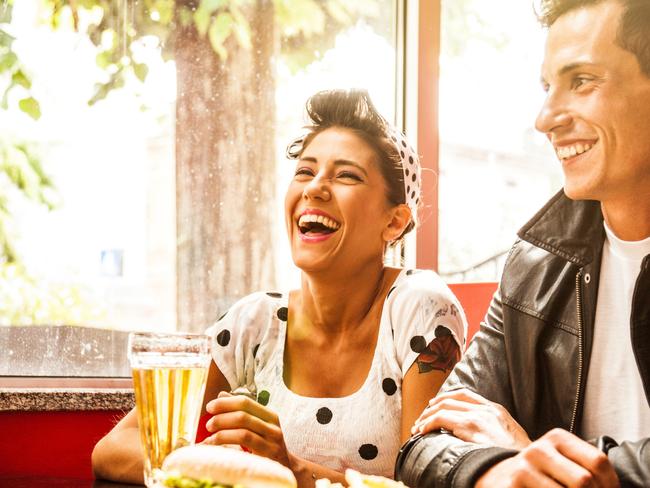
[297,213,341,241]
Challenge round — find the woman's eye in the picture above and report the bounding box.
[337,172,362,182]
[294,168,314,177]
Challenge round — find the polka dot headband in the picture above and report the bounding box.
[387,126,421,225]
[286,126,421,225]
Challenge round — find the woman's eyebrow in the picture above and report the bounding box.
[334,159,368,176]
[298,157,368,176]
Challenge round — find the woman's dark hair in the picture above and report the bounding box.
[287,89,415,238]
[537,0,650,77]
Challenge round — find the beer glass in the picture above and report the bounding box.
[128,332,211,487]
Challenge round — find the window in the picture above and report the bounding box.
[0,0,401,376]
[437,0,562,281]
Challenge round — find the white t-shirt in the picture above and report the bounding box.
[207,269,467,478]
[581,222,650,442]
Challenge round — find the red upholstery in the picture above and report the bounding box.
[448,282,497,345]
[0,410,126,479]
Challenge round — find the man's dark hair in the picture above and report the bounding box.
[537,0,650,76]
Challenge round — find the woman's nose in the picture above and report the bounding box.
[302,173,331,201]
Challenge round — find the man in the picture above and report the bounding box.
[396,0,650,486]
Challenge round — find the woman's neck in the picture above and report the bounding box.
[295,261,394,335]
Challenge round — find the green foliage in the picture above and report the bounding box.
[442,0,508,58]
[39,0,377,105]
[0,139,58,263]
[0,262,106,326]
[17,96,40,120]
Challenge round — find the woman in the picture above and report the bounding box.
[92,89,466,486]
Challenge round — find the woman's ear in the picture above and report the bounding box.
[382,204,411,242]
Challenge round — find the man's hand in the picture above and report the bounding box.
[476,428,620,488]
[204,392,292,468]
[412,389,531,450]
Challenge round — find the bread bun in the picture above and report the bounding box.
[315,469,408,488]
[161,444,297,488]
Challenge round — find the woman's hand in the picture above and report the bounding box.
[204,391,293,468]
[411,388,531,450]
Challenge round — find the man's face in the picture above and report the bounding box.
[535,1,650,203]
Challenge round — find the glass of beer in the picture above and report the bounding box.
[128,332,211,487]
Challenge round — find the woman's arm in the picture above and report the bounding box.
[400,334,460,443]
[91,408,144,483]
[92,361,230,483]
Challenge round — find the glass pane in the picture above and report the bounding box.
[438,0,562,281]
[0,0,398,376]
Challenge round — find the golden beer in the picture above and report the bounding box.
[128,333,211,488]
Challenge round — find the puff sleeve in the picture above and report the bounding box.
[387,270,467,377]
[205,292,277,395]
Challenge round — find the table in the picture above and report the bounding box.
[0,477,143,487]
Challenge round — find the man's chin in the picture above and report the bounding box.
[562,184,598,202]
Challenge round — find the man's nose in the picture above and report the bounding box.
[535,90,572,135]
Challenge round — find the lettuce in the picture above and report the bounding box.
[162,474,233,488]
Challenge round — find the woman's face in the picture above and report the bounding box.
[285,127,402,273]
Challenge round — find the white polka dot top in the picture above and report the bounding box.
[207,269,467,478]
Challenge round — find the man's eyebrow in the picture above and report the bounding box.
[299,156,368,176]
[541,61,600,85]
[557,61,600,77]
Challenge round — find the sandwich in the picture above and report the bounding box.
[158,444,297,488]
[316,469,408,488]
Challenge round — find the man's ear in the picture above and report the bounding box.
[383,204,412,242]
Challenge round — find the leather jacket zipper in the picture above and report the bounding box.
[569,270,585,434]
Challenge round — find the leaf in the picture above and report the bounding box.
[153,0,175,25]
[193,7,211,37]
[275,0,325,38]
[88,83,111,106]
[18,97,41,120]
[0,27,15,48]
[1,86,9,110]
[230,6,251,50]
[133,62,148,82]
[95,51,112,69]
[200,0,226,15]
[208,12,234,61]
[0,1,13,24]
[12,69,31,89]
[0,50,17,72]
[88,71,125,106]
[178,7,194,28]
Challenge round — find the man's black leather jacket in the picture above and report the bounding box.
[396,191,650,487]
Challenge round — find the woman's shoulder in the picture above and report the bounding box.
[388,268,456,302]
[207,290,288,337]
[223,290,287,316]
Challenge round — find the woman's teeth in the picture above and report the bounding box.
[557,142,593,160]
[298,214,340,232]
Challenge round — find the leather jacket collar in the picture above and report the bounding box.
[517,190,605,267]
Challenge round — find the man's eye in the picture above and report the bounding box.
[571,76,592,90]
[337,172,362,182]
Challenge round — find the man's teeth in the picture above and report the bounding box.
[557,143,593,160]
[298,214,340,230]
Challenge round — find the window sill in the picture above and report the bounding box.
[0,377,134,412]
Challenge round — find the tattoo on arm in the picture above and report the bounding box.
[416,327,460,374]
